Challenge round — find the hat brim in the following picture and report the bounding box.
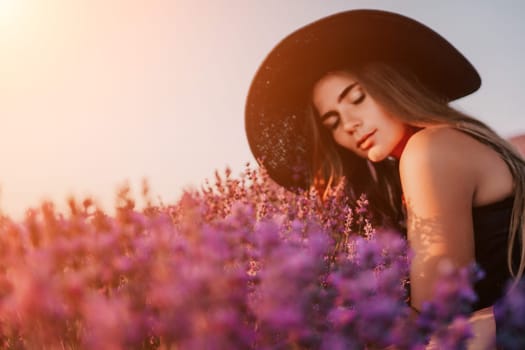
[245,9,481,189]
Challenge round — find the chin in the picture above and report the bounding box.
[367,148,387,162]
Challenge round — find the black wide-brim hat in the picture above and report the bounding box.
[245,9,481,190]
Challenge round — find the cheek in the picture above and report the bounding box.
[378,113,405,141]
[333,132,355,150]
[391,123,407,143]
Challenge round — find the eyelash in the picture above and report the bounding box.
[353,93,365,105]
[327,120,339,131]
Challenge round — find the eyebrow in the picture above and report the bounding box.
[320,82,358,121]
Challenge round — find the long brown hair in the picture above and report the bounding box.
[307,62,525,280]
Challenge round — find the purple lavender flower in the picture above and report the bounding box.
[0,165,521,349]
[495,279,525,350]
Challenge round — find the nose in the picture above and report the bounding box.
[340,114,361,134]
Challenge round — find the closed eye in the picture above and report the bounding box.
[352,93,365,105]
[346,85,365,105]
[323,115,340,130]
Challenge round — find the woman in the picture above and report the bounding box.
[245,9,524,348]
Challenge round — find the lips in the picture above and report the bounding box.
[356,130,376,149]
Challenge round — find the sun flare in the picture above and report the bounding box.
[0,0,17,17]
[0,0,19,30]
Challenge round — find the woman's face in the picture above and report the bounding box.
[312,70,408,162]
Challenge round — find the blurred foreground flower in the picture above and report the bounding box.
[0,165,520,349]
[495,279,525,350]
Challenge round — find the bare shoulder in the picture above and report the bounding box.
[399,126,479,181]
[399,126,514,206]
[402,126,477,155]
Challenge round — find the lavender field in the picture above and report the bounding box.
[0,165,522,349]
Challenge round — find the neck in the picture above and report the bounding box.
[390,126,422,159]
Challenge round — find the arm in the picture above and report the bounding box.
[399,128,478,310]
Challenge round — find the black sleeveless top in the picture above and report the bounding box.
[472,195,520,310]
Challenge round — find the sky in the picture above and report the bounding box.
[0,0,524,219]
